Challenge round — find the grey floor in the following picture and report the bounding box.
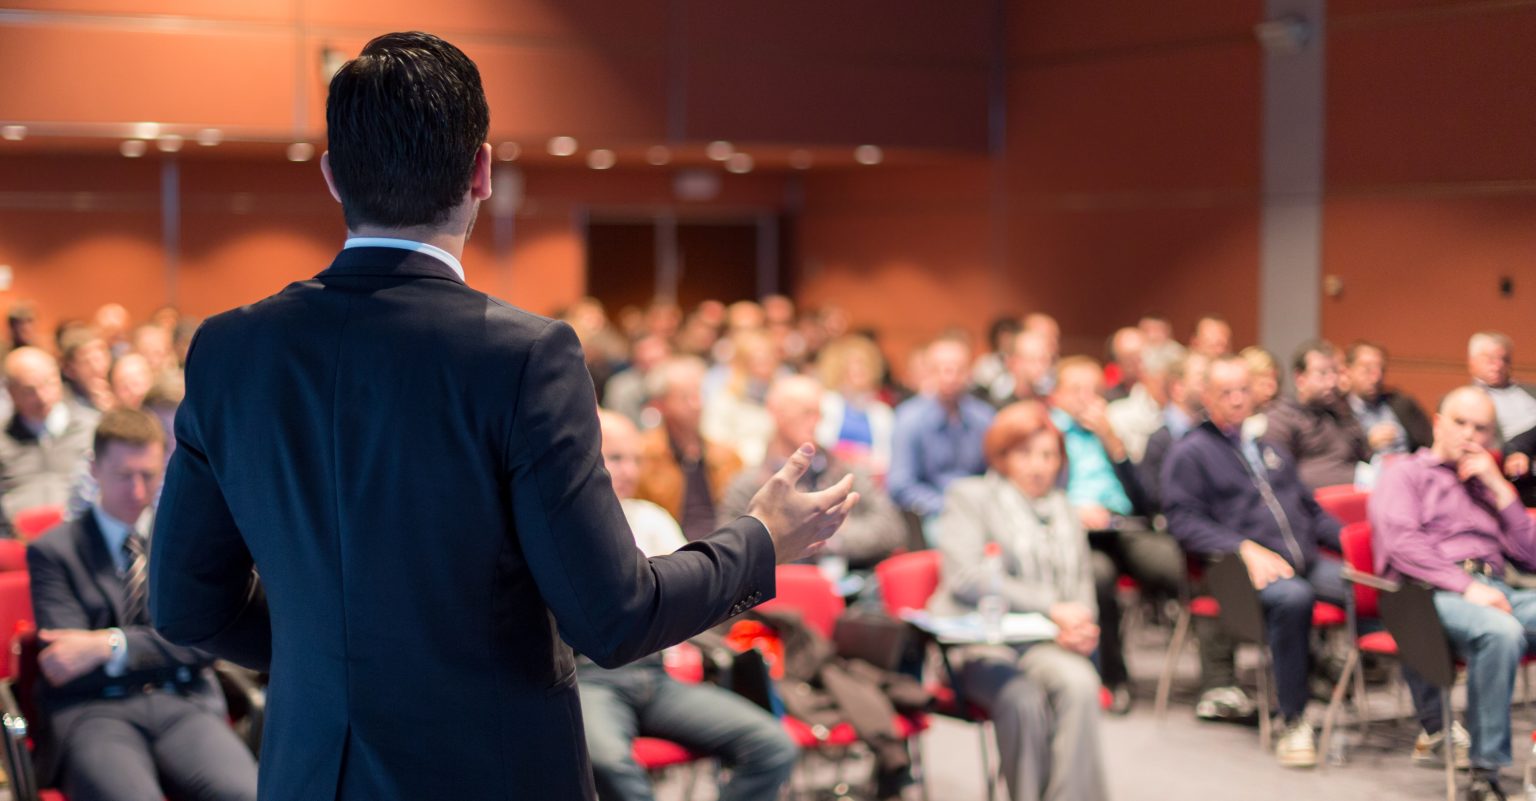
[657,618,1536,801]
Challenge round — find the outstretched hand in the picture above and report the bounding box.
[746,443,860,564]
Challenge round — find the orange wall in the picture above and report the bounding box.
[1322,0,1536,404]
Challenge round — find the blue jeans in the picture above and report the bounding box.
[1256,557,1347,721]
[1433,578,1536,770]
[577,661,798,801]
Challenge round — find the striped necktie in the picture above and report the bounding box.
[122,533,149,625]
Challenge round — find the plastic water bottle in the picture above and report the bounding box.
[1524,731,1536,800]
[979,542,1007,644]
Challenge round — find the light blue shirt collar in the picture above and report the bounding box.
[343,237,466,282]
[91,505,139,573]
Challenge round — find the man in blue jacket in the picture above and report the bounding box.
[1162,354,1344,769]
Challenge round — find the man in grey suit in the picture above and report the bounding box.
[149,32,855,801]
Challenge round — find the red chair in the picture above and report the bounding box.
[874,550,1000,800]
[1315,486,1369,527]
[0,539,27,573]
[12,507,63,542]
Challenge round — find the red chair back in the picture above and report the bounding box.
[0,539,26,572]
[0,571,33,682]
[13,506,64,541]
[1339,521,1380,619]
[874,549,941,615]
[758,565,845,640]
[1314,486,1369,527]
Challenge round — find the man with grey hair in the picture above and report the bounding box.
[1373,385,1536,801]
[0,347,100,526]
[634,355,744,542]
[1468,331,1536,446]
[720,375,905,568]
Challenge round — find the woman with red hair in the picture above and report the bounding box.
[928,400,1108,801]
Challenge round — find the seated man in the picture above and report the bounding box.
[582,409,798,801]
[888,336,995,522]
[1373,386,1536,801]
[719,375,905,571]
[1163,355,1346,768]
[1263,340,1371,491]
[634,356,744,542]
[0,346,100,526]
[1049,356,1184,712]
[1344,340,1432,460]
[27,408,257,801]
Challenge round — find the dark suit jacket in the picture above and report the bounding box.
[149,247,776,801]
[28,513,220,785]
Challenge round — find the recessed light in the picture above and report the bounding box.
[547,136,579,157]
[157,135,184,153]
[1,126,26,142]
[789,150,814,170]
[196,128,222,147]
[120,140,147,158]
[287,142,315,162]
[854,145,883,165]
[587,149,616,170]
[497,142,522,161]
[131,122,161,140]
[705,140,734,161]
[646,145,671,166]
[724,153,754,174]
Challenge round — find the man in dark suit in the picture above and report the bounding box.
[29,408,257,801]
[148,32,854,801]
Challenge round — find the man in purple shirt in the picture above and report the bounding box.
[1372,385,1536,801]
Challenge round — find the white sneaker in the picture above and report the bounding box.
[1195,685,1256,721]
[1276,720,1317,768]
[1412,721,1471,770]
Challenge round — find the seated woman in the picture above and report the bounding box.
[928,400,1109,801]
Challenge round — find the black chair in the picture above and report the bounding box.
[1205,553,1276,749]
[1377,581,1458,801]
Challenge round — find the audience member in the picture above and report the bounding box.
[1188,315,1232,358]
[1468,331,1536,447]
[984,329,1054,410]
[929,401,1108,801]
[1103,326,1145,403]
[702,328,781,467]
[720,376,904,570]
[1138,314,1177,352]
[635,356,744,542]
[1137,353,1209,513]
[1049,356,1182,711]
[1372,385,1532,801]
[603,333,672,426]
[28,408,257,801]
[888,336,995,521]
[1162,355,1345,768]
[583,410,797,801]
[59,328,114,412]
[131,324,179,380]
[93,303,131,359]
[1344,340,1432,459]
[8,301,40,350]
[814,334,895,477]
[1107,333,1172,463]
[0,347,100,525]
[1263,340,1370,490]
[1023,313,1061,364]
[1239,346,1280,442]
[973,315,1023,406]
[110,353,154,412]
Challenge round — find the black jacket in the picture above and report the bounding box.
[149,247,777,801]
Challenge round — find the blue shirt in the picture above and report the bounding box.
[1050,408,1132,515]
[888,394,995,517]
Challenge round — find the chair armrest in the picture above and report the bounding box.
[213,662,265,757]
[0,680,40,801]
[1341,566,1400,593]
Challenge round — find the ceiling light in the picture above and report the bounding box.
[196,128,222,146]
[120,140,147,158]
[156,134,184,153]
[131,122,161,140]
[724,153,754,174]
[1,125,25,142]
[788,150,814,170]
[497,142,522,161]
[287,142,315,162]
[705,140,734,161]
[587,149,616,170]
[547,136,579,157]
[646,145,671,166]
[854,145,883,165]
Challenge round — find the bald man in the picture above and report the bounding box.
[1372,386,1536,800]
[0,347,100,525]
[720,375,905,569]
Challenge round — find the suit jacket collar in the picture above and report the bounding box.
[318,246,466,285]
[74,511,130,626]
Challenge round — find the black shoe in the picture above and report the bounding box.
[1467,774,1508,801]
[1107,683,1133,716]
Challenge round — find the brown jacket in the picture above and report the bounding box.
[635,427,743,524]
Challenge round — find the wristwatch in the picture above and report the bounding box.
[106,628,126,661]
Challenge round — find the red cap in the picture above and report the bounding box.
[984,542,1002,557]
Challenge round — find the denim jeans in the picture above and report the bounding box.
[1256,557,1347,721]
[576,661,798,801]
[1433,578,1536,770]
